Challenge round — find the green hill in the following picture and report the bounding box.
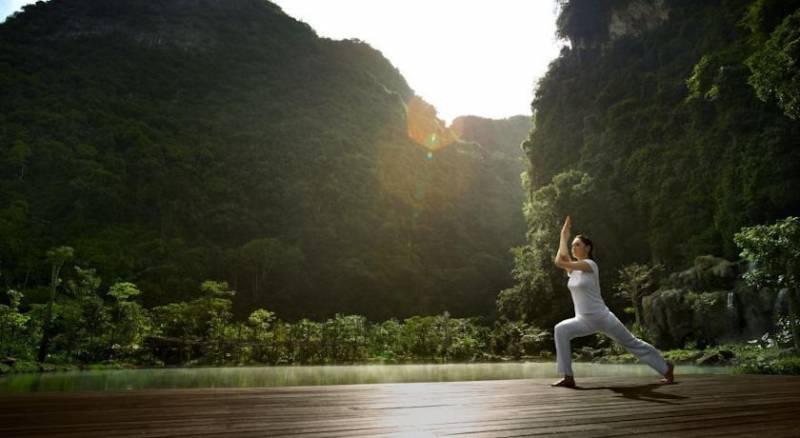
[0,0,527,321]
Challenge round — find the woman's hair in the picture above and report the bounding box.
[575,234,594,259]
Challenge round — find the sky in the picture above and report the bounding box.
[1,0,563,124]
[272,0,562,123]
[0,0,28,22]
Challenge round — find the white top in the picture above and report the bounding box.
[567,259,609,315]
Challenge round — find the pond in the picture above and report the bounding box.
[0,362,733,393]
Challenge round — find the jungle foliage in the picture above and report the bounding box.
[502,0,800,328]
[0,251,551,367]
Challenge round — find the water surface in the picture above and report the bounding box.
[0,362,733,393]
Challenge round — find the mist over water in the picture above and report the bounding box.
[0,362,732,393]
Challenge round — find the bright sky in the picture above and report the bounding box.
[1,0,563,124]
[272,0,562,123]
[0,0,29,22]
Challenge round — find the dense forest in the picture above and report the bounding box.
[0,0,529,322]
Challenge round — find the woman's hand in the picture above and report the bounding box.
[560,215,572,238]
[555,215,572,268]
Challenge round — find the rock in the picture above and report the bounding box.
[609,0,670,41]
[640,255,785,348]
[687,351,705,362]
[642,288,734,348]
[739,284,784,339]
[689,290,731,343]
[696,350,734,366]
[718,349,735,360]
[642,288,695,348]
[667,255,740,291]
[642,287,733,349]
[473,352,499,362]
[696,352,722,366]
[578,347,597,361]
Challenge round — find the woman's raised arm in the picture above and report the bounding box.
[553,215,592,273]
[554,215,572,265]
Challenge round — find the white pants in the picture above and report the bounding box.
[554,311,669,376]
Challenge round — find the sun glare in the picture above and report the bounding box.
[405,96,457,151]
[271,0,561,124]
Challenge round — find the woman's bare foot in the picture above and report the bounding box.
[660,362,675,384]
[551,375,576,388]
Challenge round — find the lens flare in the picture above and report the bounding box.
[405,96,457,151]
[374,96,478,228]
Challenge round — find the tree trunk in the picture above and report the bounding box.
[37,280,57,362]
[634,301,643,328]
[38,261,64,363]
[36,305,52,363]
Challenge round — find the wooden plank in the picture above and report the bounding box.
[1,375,799,437]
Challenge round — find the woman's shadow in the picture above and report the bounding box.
[574,382,688,404]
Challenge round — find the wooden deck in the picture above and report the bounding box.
[1,374,799,437]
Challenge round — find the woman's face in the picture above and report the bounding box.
[571,237,589,259]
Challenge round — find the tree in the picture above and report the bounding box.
[734,216,800,349]
[197,280,236,363]
[0,289,29,357]
[369,318,403,361]
[37,246,74,363]
[246,308,276,363]
[107,282,150,360]
[289,318,322,364]
[614,263,663,328]
[401,315,439,360]
[746,8,800,120]
[65,266,110,362]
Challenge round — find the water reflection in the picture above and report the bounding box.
[0,362,732,393]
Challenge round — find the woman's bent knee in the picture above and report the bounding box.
[554,325,562,338]
[554,321,568,336]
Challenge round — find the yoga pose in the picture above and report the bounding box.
[551,215,674,388]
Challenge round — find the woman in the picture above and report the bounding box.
[551,215,674,388]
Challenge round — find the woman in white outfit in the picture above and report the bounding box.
[551,215,674,388]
